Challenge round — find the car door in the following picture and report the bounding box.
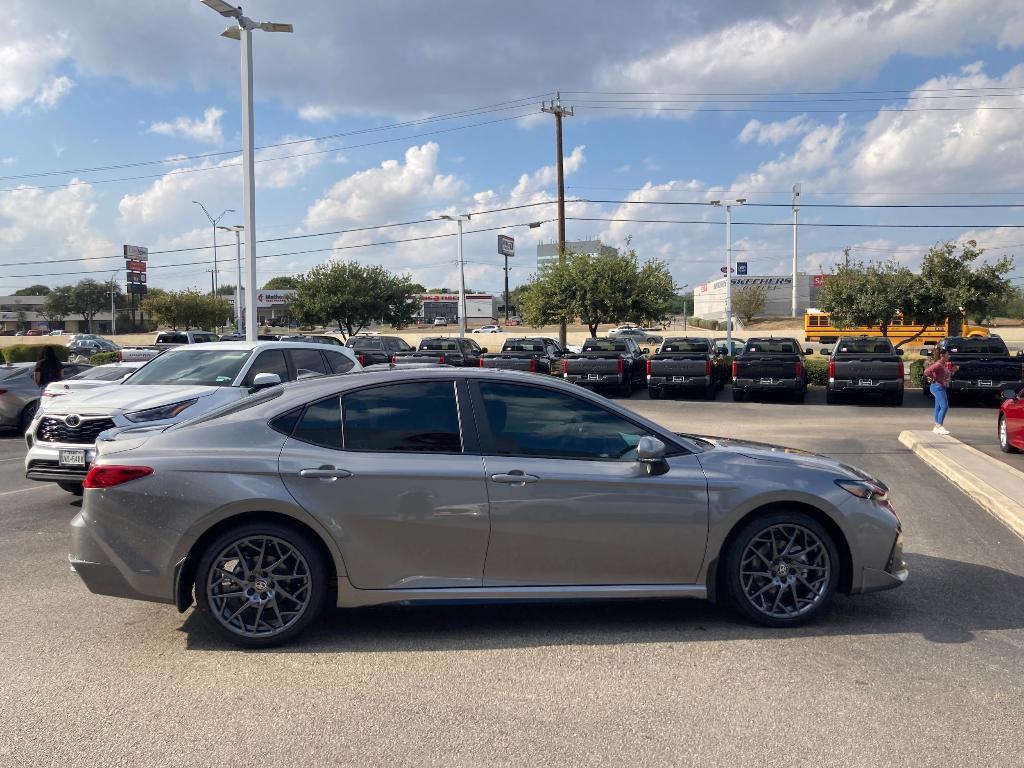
[471,379,709,586]
[1008,387,1024,447]
[277,378,490,590]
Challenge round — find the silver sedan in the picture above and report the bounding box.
[70,368,907,647]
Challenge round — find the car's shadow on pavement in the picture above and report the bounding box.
[180,552,1024,652]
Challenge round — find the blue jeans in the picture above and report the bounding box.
[931,382,949,425]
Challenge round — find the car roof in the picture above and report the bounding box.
[160,340,352,353]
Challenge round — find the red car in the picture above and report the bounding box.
[999,387,1024,453]
[25,329,45,336]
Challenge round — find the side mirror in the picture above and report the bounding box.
[819,348,831,356]
[249,372,282,392]
[481,347,488,354]
[637,436,669,475]
[642,348,651,355]
[896,349,904,356]
[804,348,814,356]
[1001,388,1018,401]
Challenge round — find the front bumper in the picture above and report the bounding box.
[25,441,97,483]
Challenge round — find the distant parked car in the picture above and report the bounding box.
[432,317,449,327]
[731,337,812,403]
[0,361,93,434]
[609,327,664,346]
[68,338,119,357]
[472,325,503,334]
[48,330,68,336]
[25,329,45,336]
[345,335,414,366]
[821,336,905,406]
[998,386,1024,453]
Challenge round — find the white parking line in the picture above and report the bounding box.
[0,485,42,497]
[0,457,25,463]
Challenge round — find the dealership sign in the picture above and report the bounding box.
[255,290,296,307]
[418,294,493,302]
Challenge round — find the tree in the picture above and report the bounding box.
[732,284,768,324]
[289,261,421,337]
[42,286,73,327]
[262,276,300,290]
[520,249,675,336]
[141,289,231,331]
[917,240,1014,328]
[13,284,51,296]
[215,284,237,297]
[818,255,920,342]
[70,279,111,333]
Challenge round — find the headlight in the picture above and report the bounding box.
[835,478,889,501]
[124,398,198,423]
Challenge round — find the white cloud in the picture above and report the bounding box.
[0,156,15,166]
[298,104,338,123]
[147,107,224,144]
[739,115,815,145]
[0,33,71,112]
[31,75,74,109]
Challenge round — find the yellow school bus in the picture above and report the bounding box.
[804,311,989,344]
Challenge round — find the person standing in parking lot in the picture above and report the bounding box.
[33,347,63,388]
[924,348,957,435]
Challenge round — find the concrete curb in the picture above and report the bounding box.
[899,430,1024,541]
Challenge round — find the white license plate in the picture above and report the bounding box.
[760,378,774,385]
[979,380,993,387]
[859,379,873,386]
[59,449,86,467]
[588,374,600,380]
[672,376,685,382]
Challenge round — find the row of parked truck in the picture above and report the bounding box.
[349,332,1024,405]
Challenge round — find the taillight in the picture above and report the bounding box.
[438,354,446,365]
[705,360,713,376]
[897,361,905,379]
[828,361,835,379]
[617,357,624,374]
[116,350,123,362]
[84,465,153,489]
[646,359,652,376]
[390,355,397,363]
[478,357,485,367]
[731,360,738,378]
[795,361,804,378]
[529,358,537,373]
[357,354,365,366]
[0,389,7,396]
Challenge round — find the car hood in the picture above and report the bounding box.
[680,433,877,483]
[42,384,228,415]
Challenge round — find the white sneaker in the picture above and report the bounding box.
[936,426,950,435]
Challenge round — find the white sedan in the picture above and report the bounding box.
[472,325,503,334]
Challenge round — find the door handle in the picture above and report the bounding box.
[299,466,352,481]
[490,472,539,485]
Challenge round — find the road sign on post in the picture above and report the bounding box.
[498,234,515,257]
[123,245,149,261]
[736,261,748,275]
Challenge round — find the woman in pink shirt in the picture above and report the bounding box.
[924,348,958,435]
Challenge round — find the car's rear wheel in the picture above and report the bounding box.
[724,511,840,627]
[731,388,745,402]
[18,401,37,434]
[648,387,661,400]
[705,383,717,400]
[825,388,840,405]
[58,482,83,495]
[195,521,329,648]
[999,415,1019,453]
[891,388,905,406]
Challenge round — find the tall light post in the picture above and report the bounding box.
[710,198,746,352]
[192,200,234,297]
[218,224,244,332]
[200,0,293,342]
[792,182,801,317]
[108,269,119,336]
[676,283,689,335]
[440,213,471,337]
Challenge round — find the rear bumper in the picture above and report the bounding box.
[565,373,624,387]
[648,375,712,390]
[831,379,903,393]
[949,379,1023,393]
[733,377,802,392]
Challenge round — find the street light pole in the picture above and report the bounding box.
[108,270,118,336]
[710,198,746,352]
[219,224,244,332]
[200,0,293,342]
[441,214,471,337]
[192,200,233,297]
[676,284,689,335]
[792,183,801,317]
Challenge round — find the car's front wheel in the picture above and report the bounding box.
[999,414,1019,454]
[724,511,840,627]
[195,521,329,647]
[18,401,37,434]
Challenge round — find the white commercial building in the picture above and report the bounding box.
[414,293,499,325]
[693,274,826,321]
[536,238,617,271]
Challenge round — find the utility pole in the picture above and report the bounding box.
[503,254,510,324]
[542,92,573,348]
[208,270,216,298]
[219,224,244,332]
[710,198,746,353]
[792,183,801,317]
[441,214,471,337]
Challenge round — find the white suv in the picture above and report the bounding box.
[25,341,360,493]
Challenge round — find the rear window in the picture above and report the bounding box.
[503,340,546,352]
[661,340,709,353]
[744,340,799,354]
[346,337,384,351]
[0,366,29,382]
[836,339,894,354]
[421,340,459,351]
[945,339,1008,354]
[156,332,188,344]
[582,339,628,352]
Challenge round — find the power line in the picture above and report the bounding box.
[568,185,1024,197]
[574,104,1024,114]
[579,198,1024,210]
[567,216,1024,229]
[569,93,1024,105]
[561,85,1024,97]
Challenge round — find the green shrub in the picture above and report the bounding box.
[0,344,70,363]
[909,359,926,389]
[89,352,119,365]
[804,357,829,386]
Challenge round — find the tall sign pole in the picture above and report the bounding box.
[792,183,801,317]
[240,25,258,341]
[498,235,515,324]
[542,92,573,348]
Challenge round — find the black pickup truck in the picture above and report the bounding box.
[922,336,1023,401]
[479,337,565,375]
[732,337,811,403]
[344,335,414,366]
[392,336,487,367]
[646,337,724,400]
[823,336,905,405]
[563,337,648,396]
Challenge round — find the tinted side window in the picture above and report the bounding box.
[292,398,343,449]
[325,351,355,374]
[289,349,329,379]
[479,382,650,461]
[342,381,461,453]
[243,349,290,385]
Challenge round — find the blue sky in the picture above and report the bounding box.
[2,0,1024,297]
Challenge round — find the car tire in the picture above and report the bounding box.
[724,510,841,628]
[57,482,83,496]
[194,521,330,648]
[731,388,745,402]
[619,377,633,398]
[825,388,840,405]
[705,384,717,400]
[648,387,661,400]
[999,415,1019,454]
[891,388,905,406]
[793,386,807,404]
[18,401,38,434]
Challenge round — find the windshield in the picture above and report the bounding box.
[69,366,135,381]
[945,339,1008,354]
[582,339,628,352]
[0,366,30,382]
[127,349,251,386]
[836,339,894,354]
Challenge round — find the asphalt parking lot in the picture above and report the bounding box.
[1,390,1022,767]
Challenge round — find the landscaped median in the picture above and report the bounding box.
[899,430,1024,540]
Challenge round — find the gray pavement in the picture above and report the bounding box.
[1,388,1023,767]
